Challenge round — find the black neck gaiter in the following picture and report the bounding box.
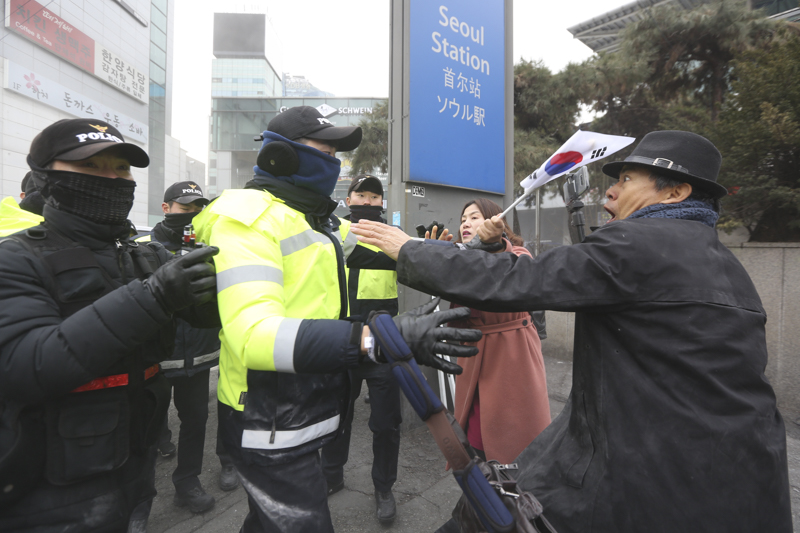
[349,204,384,222]
[163,211,199,232]
[31,169,136,225]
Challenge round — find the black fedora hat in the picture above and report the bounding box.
[602,130,727,199]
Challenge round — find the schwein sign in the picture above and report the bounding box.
[409,1,505,193]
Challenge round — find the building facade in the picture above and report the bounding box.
[568,0,800,53]
[0,0,176,228]
[209,12,386,216]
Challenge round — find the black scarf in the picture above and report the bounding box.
[152,211,201,252]
[30,168,135,226]
[245,176,338,218]
[348,204,384,222]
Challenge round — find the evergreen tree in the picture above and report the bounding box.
[715,37,800,241]
[622,0,780,122]
[349,100,388,175]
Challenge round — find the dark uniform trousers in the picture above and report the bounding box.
[320,362,402,493]
[218,403,334,533]
[158,369,232,492]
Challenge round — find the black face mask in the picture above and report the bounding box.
[163,211,199,232]
[349,204,384,222]
[32,169,135,226]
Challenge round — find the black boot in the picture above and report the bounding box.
[218,464,239,491]
[174,485,215,513]
[375,490,396,523]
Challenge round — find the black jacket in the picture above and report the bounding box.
[396,218,791,533]
[0,206,177,529]
[149,221,220,379]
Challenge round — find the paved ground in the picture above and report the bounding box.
[147,356,799,532]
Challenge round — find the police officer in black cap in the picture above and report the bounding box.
[0,118,219,532]
[137,181,239,513]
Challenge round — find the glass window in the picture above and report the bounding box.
[151,4,167,32]
[151,0,167,17]
[150,42,166,67]
[151,26,167,51]
[150,62,166,86]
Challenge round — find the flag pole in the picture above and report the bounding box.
[499,172,537,220]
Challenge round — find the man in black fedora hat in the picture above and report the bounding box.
[351,130,792,532]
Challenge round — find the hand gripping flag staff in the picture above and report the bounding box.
[499,130,636,220]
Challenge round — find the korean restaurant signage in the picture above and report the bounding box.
[5,0,149,103]
[4,59,148,144]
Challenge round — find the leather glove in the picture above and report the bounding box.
[392,297,482,374]
[144,246,219,314]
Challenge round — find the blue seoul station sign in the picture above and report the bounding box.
[409,1,506,194]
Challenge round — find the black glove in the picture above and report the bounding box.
[392,297,482,374]
[144,246,219,314]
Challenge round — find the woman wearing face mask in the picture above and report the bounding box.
[448,198,551,465]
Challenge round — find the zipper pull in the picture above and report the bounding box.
[115,239,128,284]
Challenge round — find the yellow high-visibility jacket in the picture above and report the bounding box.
[336,217,399,318]
[0,196,44,237]
[194,188,361,458]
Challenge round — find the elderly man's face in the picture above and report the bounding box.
[604,166,677,222]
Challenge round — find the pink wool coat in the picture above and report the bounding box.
[451,240,551,464]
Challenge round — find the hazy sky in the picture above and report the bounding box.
[171,0,626,168]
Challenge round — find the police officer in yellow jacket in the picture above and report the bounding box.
[321,175,403,524]
[0,173,44,237]
[193,106,480,533]
[0,196,43,237]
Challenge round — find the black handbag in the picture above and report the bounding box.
[453,459,557,533]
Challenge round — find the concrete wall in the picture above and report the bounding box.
[539,242,800,423]
[729,243,800,422]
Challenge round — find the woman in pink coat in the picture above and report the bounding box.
[448,198,551,464]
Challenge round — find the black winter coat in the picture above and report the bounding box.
[150,221,220,379]
[0,207,177,530]
[396,218,791,533]
[0,207,175,403]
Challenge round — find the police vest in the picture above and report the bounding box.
[0,224,171,501]
[335,218,398,319]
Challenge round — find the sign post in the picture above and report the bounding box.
[389,0,513,427]
[388,0,513,312]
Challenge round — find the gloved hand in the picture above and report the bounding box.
[391,297,482,374]
[144,246,219,314]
